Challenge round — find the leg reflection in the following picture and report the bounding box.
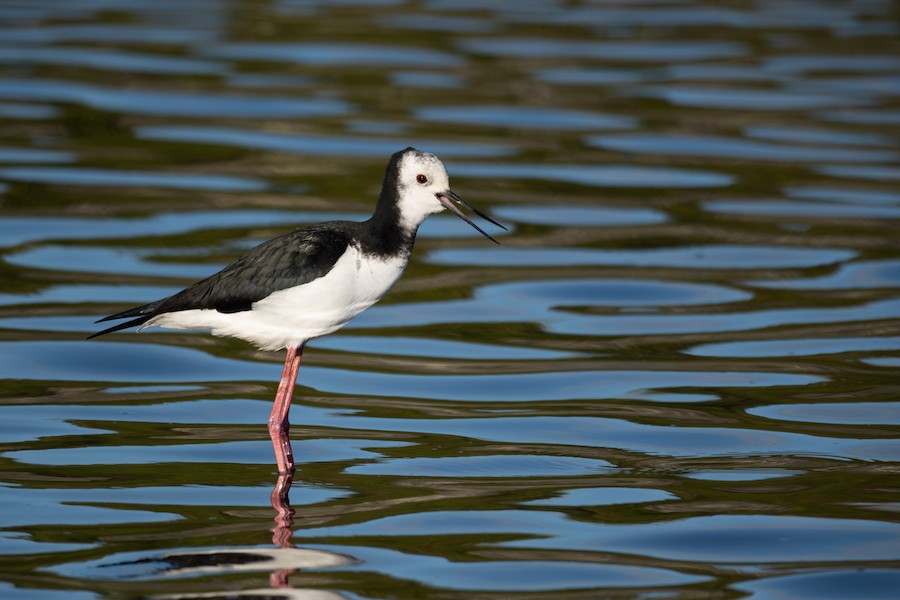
[269,471,296,587]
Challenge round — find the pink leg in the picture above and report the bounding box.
[268,345,303,474]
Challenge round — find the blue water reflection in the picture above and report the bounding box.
[391,70,464,88]
[351,284,897,338]
[631,85,869,110]
[329,546,710,591]
[683,470,803,481]
[459,38,747,61]
[817,108,900,126]
[493,204,666,227]
[203,509,900,564]
[314,335,579,360]
[748,259,900,289]
[764,54,900,74]
[733,570,900,600]
[0,341,824,402]
[0,78,350,118]
[380,14,497,33]
[817,165,900,182]
[587,133,897,163]
[8,437,409,467]
[0,532,93,557]
[416,105,637,130]
[506,4,856,30]
[785,186,900,205]
[428,245,855,269]
[748,402,900,426]
[0,210,367,247]
[808,74,900,98]
[0,23,219,45]
[137,125,515,157]
[688,336,900,358]
[533,67,646,86]
[0,582,94,600]
[451,162,734,188]
[0,341,275,383]
[500,513,900,563]
[704,199,900,219]
[347,455,615,477]
[0,285,179,307]
[745,125,895,147]
[484,278,750,306]
[0,484,177,526]
[51,542,710,590]
[274,408,899,460]
[204,42,463,67]
[7,246,223,278]
[0,101,58,119]
[19,395,882,463]
[4,219,505,276]
[0,45,227,75]
[525,487,676,506]
[0,166,266,191]
[0,146,75,164]
[0,400,287,437]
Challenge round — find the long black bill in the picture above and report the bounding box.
[436,190,508,244]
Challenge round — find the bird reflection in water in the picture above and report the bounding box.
[270,471,298,587]
[136,473,353,599]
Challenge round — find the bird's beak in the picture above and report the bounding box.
[436,190,507,244]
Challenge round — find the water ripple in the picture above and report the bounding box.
[416,105,637,130]
[459,38,747,61]
[452,162,734,188]
[0,78,351,118]
[0,166,266,191]
[587,133,897,163]
[0,45,228,76]
[204,42,464,67]
[427,245,855,269]
[137,124,515,157]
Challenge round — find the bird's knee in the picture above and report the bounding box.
[268,418,289,436]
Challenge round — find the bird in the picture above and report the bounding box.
[89,147,506,474]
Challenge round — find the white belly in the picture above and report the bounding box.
[144,245,408,351]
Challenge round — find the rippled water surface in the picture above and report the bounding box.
[1,1,899,598]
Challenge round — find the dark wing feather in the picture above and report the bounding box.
[89,223,353,339]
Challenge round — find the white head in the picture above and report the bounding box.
[393,148,451,231]
[386,147,505,243]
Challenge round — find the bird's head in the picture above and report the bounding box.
[390,147,506,243]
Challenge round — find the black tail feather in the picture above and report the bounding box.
[89,300,164,339]
[94,300,162,324]
[87,314,155,339]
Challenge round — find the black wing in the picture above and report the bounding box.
[89,222,353,339]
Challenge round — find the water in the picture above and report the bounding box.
[0,0,898,598]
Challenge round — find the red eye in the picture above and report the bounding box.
[416,174,428,184]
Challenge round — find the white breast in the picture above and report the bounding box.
[145,245,409,351]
